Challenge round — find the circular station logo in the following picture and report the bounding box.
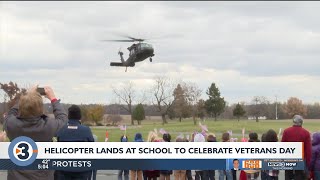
[8,136,38,166]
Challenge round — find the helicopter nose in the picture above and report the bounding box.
[147,47,154,55]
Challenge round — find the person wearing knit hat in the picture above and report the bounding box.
[131,133,144,180]
[194,133,206,180]
[194,133,205,142]
[119,135,129,180]
[282,114,311,180]
[56,104,94,180]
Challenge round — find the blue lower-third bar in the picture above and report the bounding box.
[0,159,305,170]
[0,159,226,170]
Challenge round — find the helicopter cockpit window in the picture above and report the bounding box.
[141,43,152,49]
[130,48,135,55]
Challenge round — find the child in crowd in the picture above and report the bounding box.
[265,129,279,180]
[249,132,260,142]
[130,133,144,180]
[205,134,216,180]
[119,135,129,180]
[174,137,187,180]
[241,132,261,180]
[144,131,161,180]
[260,133,268,180]
[219,132,233,180]
[160,133,173,180]
[194,133,206,180]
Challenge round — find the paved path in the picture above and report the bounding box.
[0,170,285,180]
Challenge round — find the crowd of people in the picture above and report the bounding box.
[0,86,319,180]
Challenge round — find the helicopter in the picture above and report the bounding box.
[103,35,155,72]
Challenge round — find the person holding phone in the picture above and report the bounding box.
[3,85,68,180]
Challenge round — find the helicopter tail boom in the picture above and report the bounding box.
[110,62,125,66]
[110,62,135,67]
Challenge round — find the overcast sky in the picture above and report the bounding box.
[1,1,320,105]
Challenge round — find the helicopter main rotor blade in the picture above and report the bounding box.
[101,40,135,42]
[114,34,146,42]
[124,36,146,42]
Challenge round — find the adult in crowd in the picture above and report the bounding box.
[118,135,129,180]
[4,86,68,180]
[311,132,320,180]
[282,115,311,180]
[92,134,98,180]
[56,104,94,180]
[131,133,144,180]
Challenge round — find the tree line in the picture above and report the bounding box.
[1,79,320,126]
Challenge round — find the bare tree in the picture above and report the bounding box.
[112,82,135,125]
[106,114,123,126]
[151,76,176,125]
[112,82,146,125]
[183,82,202,125]
[248,96,269,122]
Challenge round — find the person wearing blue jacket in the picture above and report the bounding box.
[56,104,94,180]
[131,133,144,180]
[118,135,129,180]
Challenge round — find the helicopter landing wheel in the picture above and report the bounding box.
[150,58,152,62]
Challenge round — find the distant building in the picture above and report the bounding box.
[247,116,267,120]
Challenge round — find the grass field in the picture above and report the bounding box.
[1,118,320,142]
[90,118,320,142]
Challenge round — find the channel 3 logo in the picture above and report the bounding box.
[8,136,38,166]
[242,160,262,169]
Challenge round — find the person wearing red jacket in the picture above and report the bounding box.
[281,115,311,180]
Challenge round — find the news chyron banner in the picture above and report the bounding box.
[0,136,304,170]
